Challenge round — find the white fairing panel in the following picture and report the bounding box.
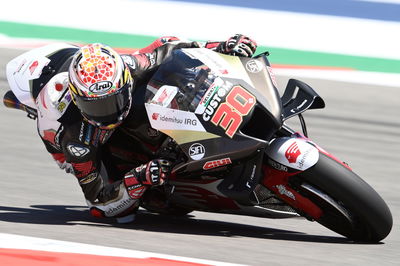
[6,43,77,109]
[266,137,319,171]
[145,103,206,132]
[36,72,72,140]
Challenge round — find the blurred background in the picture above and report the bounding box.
[0,1,399,265]
[0,0,400,85]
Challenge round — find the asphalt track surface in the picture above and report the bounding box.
[0,48,399,265]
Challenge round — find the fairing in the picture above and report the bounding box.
[6,43,78,109]
[144,48,283,172]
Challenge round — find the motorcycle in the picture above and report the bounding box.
[3,47,392,242]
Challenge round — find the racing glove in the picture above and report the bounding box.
[216,34,257,57]
[124,159,171,199]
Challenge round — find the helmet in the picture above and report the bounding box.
[68,43,133,129]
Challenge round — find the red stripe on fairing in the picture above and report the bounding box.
[0,248,210,266]
[317,149,352,171]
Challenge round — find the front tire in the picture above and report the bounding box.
[293,153,392,242]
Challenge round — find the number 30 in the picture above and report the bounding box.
[211,86,256,138]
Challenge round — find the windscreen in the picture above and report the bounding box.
[144,48,282,142]
[145,49,215,112]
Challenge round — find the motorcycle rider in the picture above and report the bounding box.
[12,34,257,223]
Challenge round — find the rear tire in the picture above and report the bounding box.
[294,153,392,242]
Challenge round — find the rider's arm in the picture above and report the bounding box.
[58,121,138,218]
[121,36,199,79]
[122,34,257,78]
[58,120,169,219]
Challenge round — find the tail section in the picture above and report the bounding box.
[3,90,37,119]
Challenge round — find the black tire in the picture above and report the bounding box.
[294,153,392,242]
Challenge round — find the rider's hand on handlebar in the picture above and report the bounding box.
[124,159,171,199]
[132,159,171,186]
[217,34,257,57]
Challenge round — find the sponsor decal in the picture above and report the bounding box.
[26,57,51,79]
[13,59,27,75]
[201,85,228,121]
[57,102,66,113]
[152,113,159,120]
[151,85,178,107]
[67,144,90,158]
[121,55,136,69]
[298,146,313,169]
[266,137,319,171]
[127,185,146,200]
[245,59,264,73]
[79,173,98,185]
[203,157,232,170]
[152,112,198,125]
[246,164,257,188]
[275,184,296,200]
[210,85,256,138]
[65,93,72,102]
[89,81,113,94]
[285,142,301,163]
[196,77,226,115]
[189,143,206,160]
[268,158,288,172]
[105,197,135,216]
[145,104,206,132]
[29,60,39,75]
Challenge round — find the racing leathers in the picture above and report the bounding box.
[33,35,257,221]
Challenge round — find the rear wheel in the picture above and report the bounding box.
[291,154,392,242]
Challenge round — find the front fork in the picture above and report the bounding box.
[261,164,323,220]
[261,133,328,220]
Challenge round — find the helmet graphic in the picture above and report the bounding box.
[68,43,133,129]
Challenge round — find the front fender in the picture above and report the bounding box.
[266,137,319,171]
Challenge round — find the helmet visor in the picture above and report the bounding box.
[74,83,131,125]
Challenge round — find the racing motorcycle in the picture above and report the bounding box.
[3,47,392,242]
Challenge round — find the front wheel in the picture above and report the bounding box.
[292,154,392,242]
